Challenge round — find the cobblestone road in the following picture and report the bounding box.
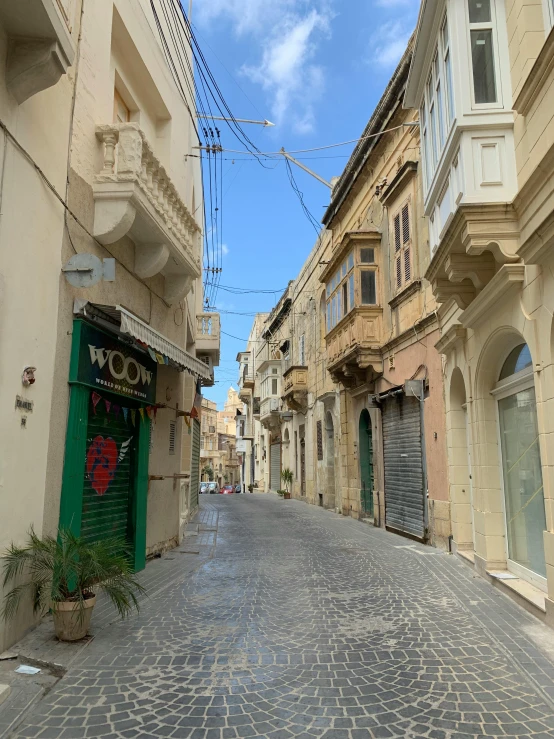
[12,495,554,739]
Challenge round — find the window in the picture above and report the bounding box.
[325,250,356,331]
[420,12,455,191]
[299,335,306,365]
[271,378,278,395]
[169,420,176,455]
[393,202,412,290]
[360,248,375,264]
[317,421,323,461]
[360,271,376,305]
[113,89,130,124]
[468,0,497,104]
[546,0,554,29]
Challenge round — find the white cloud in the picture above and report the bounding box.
[221,244,229,256]
[196,1,333,134]
[368,19,413,69]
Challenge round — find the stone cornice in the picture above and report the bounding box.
[381,312,438,354]
[434,324,467,355]
[320,231,381,284]
[513,27,554,116]
[459,264,525,330]
[388,279,422,310]
[380,161,418,206]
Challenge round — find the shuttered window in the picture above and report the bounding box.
[169,421,176,455]
[317,421,323,461]
[393,201,413,291]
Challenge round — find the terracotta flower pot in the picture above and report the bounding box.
[284,492,291,499]
[52,595,96,642]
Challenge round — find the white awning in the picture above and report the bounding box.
[74,300,212,381]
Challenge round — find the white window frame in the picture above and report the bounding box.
[491,366,547,592]
[465,0,503,110]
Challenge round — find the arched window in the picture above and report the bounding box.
[493,342,546,585]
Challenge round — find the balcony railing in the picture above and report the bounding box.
[94,123,201,303]
[282,366,308,412]
[325,307,383,387]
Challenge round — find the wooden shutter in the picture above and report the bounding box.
[396,256,402,288]
[169,421,176,455]
[317,421,323,461]
[402,204,410,243]
[404,247,411,282]
[394,214,401,252]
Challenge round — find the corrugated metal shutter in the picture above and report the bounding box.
[190,419,200,512]
[82,399,139,546]
[270,442,281,491]
[383,393,425,539]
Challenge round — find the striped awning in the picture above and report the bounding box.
[73,301,212,381]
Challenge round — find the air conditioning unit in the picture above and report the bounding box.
[270,398,280,412]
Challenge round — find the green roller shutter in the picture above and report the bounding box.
[189,418,200,512]
[81,396,140,547]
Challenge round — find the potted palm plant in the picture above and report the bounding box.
[1,528,145,642]
[281,468,293,499]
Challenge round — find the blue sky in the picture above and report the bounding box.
[194,0,420,408]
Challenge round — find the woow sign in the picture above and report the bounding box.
[70,320,157,403]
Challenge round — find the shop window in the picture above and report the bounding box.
[393,202,412,290]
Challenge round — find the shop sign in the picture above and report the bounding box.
[72,321,157,403]
[236,439,248,453]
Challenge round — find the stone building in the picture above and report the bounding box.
[239,43,451,548]
[403,0,554,620]
[0,0,219,651]
[218,386,242,435]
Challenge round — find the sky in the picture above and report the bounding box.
[193,0,420,408]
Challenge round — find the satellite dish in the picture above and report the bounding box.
[62,254,115,288]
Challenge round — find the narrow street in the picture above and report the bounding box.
[10,495,554,739]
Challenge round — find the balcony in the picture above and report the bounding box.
[238,368,255,402]
[260,397,281,429]
[326,307,383,388]
[236,422,254,440]
[0,0,75,103]
[282,366,308,412]
[252,397,261,417]
[196,313,220,366]
[94,123,201,304]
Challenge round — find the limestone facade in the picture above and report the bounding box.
[405,0,554,617]
[0,0,219,650]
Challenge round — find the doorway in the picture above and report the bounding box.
[359,409,373,516]
[300,424,306,495]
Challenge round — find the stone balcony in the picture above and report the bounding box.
[196,314,220,366]
[0,0,75,103]
[326,307,383,388]
[282,366,308,412]
[94,123,201,304]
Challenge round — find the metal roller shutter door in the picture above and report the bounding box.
[189,419,201,511]
[270,442,281,491]
[383,394,425,539]
[82,398,138,547]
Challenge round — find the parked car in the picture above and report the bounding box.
[199,483,208,495]
[220,485,234,495]
[234,484,242,494]
[207,482,218,494]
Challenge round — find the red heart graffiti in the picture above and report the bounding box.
[86,436,118,496]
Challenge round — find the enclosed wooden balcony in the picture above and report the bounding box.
[282,366,308,411]
[326,307,383,388]
[196,314,220,366]
[94,123,201,304]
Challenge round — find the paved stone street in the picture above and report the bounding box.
[10,495,554,739]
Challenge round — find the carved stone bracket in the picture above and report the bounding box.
[7,38,68,103]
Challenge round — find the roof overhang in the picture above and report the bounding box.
[74,300,212,381]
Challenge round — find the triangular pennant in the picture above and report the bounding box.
[163,355,169,365]
[139,408,145,421]
[104,399,111,414]
[153,406,158,420]
[183,414,191,429]
[113,404,120,420]
[91,392,102,414]
[122,407,128,423]
[131,409,136,426]
[147,347,157,362]
[155,353,165,365]
[146,406,153,420]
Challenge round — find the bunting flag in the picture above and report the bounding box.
[190,391,203,420]
[147,347,157,362]
[139,408,145,422]
[91,392,102,414]
[146,406,154,420]
[155,353,165,364]
[104,399,111,414]
[131,409,136,426]
[163,355,169,365]
[113,404,121,420]
[153,405,158,420]
[183,414,191,429]
[122,407,128,423]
